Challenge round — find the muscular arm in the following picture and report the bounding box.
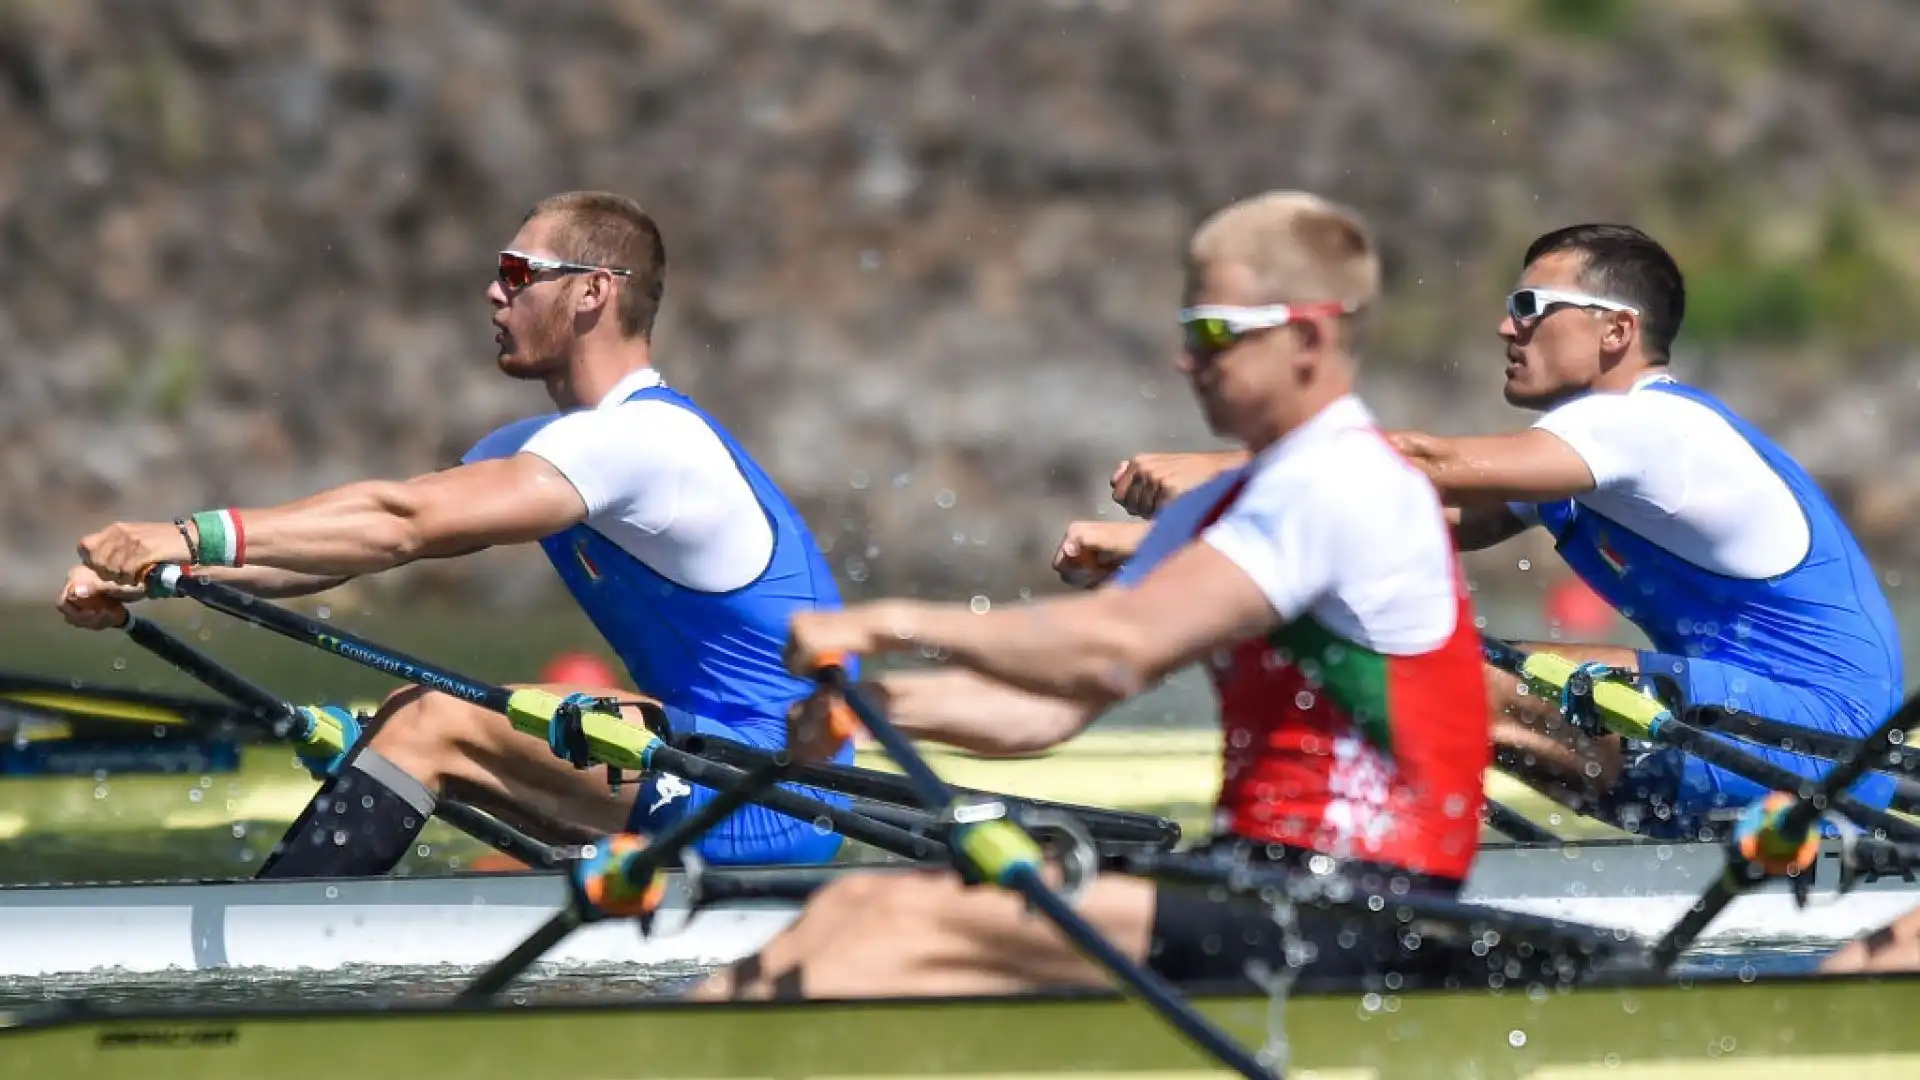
[869,668,1101,757]
[1387,428,1596,504]
[816,540,1275,721]
[225,454,584,576]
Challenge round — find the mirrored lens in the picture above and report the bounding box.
[1182,318,1238,355]
[1508,290,1541,320]
[498,252,536,289]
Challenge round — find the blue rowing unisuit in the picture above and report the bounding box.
[1529,379,1904,836]
[464,382,852,865]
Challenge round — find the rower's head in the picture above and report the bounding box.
[489,191,668,407]
[1499,224,1685,410]
[1178,191,1379,449]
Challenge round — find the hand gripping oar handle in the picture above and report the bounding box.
[813,665,1279,1080]
[1489,640,1920,843]
[458,755,794,1000]
[112,608,566,870]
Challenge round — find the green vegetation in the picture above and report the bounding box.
[1531,0,1635,41]
[1678,197,1917,355]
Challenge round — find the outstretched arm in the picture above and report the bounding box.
[75,454,586,585]
[861,668,1103,757]
[1387,429,1596,504]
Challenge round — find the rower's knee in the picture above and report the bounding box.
[365,687,502,788]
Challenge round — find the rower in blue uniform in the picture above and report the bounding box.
[1386,223,1902,838]
[1097,223,1902,839]
[59,190,852,876]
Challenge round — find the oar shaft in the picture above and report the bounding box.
[672,731,1182,850]
[459,757,793,999]
[820,668,1276,1080]
[647,742,945,862]
[119,610,567,870]
[152,568,511,714]
[1648,714,1920,843]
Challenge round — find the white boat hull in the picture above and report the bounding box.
[4,839,1905,977]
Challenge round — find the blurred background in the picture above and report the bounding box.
[4,0,1920,698]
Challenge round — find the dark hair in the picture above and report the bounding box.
[1523,224,1685,363]
[523,191,668,340]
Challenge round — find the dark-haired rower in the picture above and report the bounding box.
[1088,224,1903,841]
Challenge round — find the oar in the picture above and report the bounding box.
[1484,638,1920,843]
[0,670,270,739]
[671,730,1183,851]
[459,754,794,999]
[108,609,568,870]
[141,565,948,864]
[1651,685,1920,969]
[812,665,1277,1080]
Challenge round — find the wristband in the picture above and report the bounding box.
[188,509,246,567]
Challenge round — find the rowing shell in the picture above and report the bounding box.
[0,838,1901,978]
[7,965,1920,1079]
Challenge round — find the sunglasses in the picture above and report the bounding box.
[1506,287,1638,323]
[497,250,632,290]
[1178,301,1350,355]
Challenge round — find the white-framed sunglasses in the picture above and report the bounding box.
[1506,287,1638,322]
[1178,301,1350,354]
[497,249,632,290]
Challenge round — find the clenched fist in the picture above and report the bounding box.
[1110,451,1248,518]
[1051,520,1150,589]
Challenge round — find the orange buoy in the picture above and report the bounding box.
[1544,576,1617,638]
[541,651,620,689]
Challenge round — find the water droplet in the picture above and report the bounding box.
[198,776,213,788]
[93,784,109,800]
[892,472,913,489]
[849,470,870,491]
[1517,559,1531,571]
[316,605,331,619]
[331,829,348,846]
[969,596,991,614]
[935,489,956,509]
[111,656,128,671]
[188,788,204,803]
[1508,1030,1527,1048]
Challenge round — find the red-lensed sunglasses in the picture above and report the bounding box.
[497,250,632,290]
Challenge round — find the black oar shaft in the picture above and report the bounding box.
[820,669,1276,1080]
[120,611,566,870]
[122,616,298,737]
[673,731,1182,850]
[648,742,944,861]
[155,570,510,714]
[459,757,792,999]
[1653,691,1920,969]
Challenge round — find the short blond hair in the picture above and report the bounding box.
[1188,191,1381,347]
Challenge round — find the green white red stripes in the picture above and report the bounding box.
[190,509,245,566]
[1269,615,1393,753]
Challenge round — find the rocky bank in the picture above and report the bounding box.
[4,0,1920,609]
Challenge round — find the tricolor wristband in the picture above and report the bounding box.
[188,509,246,567]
